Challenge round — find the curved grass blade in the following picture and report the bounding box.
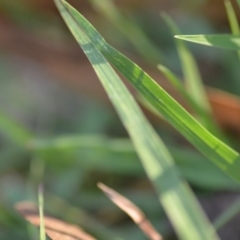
[225,0,240,61]
[225,0,240,35]
[87,0,162,64]
[55,1,219,239]
[98,183,163,240]
[175,34,240,51]
[15,201,96,240]
[45,193,124,240]
[62,1,240,183]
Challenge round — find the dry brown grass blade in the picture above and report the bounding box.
[15,201,97,240]
[98,183,163,240]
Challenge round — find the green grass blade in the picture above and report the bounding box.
[158,64,206,117]
[161,13,212,125]
[161,13,224,138]
[0,109,32,145]
[214,196,240,230]
[88,0,162,64]
[225,0,240,35]
[38,184,46,240]
[28,134,133,152]
[237,0,240,8]
[62,1,240,183]
[225,0,240,60]
[30,134,239,190]
[175,34,240,50]
[55,1,219,239]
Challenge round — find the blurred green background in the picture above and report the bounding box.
[1,0,240,239]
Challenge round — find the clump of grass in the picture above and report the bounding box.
[2,0,240,239]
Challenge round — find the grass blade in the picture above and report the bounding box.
[161,14,224,138]
[55,1,219,239]
[45,193,124,240]
[214,196,240,230]
[87,0,162,64]
[28,134,133,152]
[157,64,208,119]
[161,13,212,126]
[38,185,46,240]
[175,34,240,50]
[15,201,96,240]
[225,0,240,35]
[62,1,240,183]
[29,134,239,190]
[237,0,240,8]
[225,0,240,61]
[0,109,32,145]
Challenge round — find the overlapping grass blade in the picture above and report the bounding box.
[225,0,240,60]
[87,0,162,64]
[175,34,240,50]
[157,64,207,119]
[214,196,240,230]
[161,14,224,138]
[61,1,240,183]
[30,134,239,190]
[161,14,212,126]
[16,201,97,240]
[45,193,124,240]
[55,1,219,239]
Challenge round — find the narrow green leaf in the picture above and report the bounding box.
[38,185,46,240]
[214,196,240,230]
[0,109,32,145]
[161,13,224,138]
[88,0,162,64]
[225,0,240,35]
[55,1,219,239]
[161,13,211,119]
[175,34,240,50]
[237,0,240,8]
[28,134,133,152]
[225,0,240,60]
[29,134,239,190]
[62,1,240,183]
[158,64,205,117]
